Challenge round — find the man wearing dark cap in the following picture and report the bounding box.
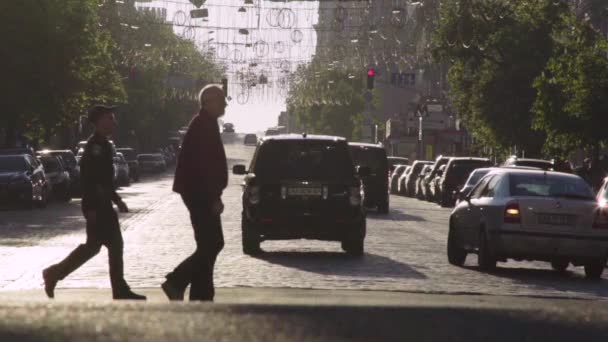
[161,84,228,301]
[42,105,146,300]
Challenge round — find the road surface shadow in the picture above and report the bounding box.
[366,209,426,222]
[464,265,608,298]
[254,251,427,279]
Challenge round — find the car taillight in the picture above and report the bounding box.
[504,202,521,224]
[248,186,260,205]
[593,210,608,229]
[349,186,361,206]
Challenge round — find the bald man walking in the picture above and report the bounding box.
[162,85,228,301]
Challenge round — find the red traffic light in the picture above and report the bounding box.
[367,69,375,77]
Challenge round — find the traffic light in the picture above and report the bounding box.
[367,68,375,89]
[221,78,228,97]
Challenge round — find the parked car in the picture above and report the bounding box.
[388,157,409,174]
[114,153,131,187]
[402,161,433,197]
[397,166,412,196]
[390,165,408,195]
[137,154,166,173]
[429,164,447,203]
[233,134,367,256]
[116,148,139,182]
[416,165,433,200]
[0,154,49,208]
[37,154,71,202]
[39,150,80,196]
[349,142,390,214]
[423,156,453,202]
[502,156,554,170]
[244,134,258,146]
[0,148,35,156]
[448,169,607,279]
[438,157,493,207]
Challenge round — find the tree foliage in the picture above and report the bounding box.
[286,63,365,140]
[432,0,571,157]
[533,14,608,157]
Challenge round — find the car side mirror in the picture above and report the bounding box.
[356,166,371,178]
[233,164,247,175]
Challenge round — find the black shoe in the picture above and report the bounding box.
[42,267,58,299]
[113,289,146,300]
[162,281,185,301]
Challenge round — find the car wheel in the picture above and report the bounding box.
[342,238,364,257]
[447,224,467,266]
[550,260,569,273]
[477,230,496,272]
[242,216,261,255]
[584,259,605,280]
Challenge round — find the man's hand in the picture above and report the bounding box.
[117,200,129,213]
[211,198,224,215]
[85,210,97,224]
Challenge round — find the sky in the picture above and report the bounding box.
[134,0,319,133]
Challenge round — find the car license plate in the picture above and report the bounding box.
[287,187,322,197]
[537,214,575,226]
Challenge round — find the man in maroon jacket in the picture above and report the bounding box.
[162,84,228,301]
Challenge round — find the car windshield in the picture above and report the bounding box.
[509,174,594,199]
[255,141,353,181]
[0,156,27,172]
[349,147,387,173]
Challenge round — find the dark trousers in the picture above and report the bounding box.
[166,194,224,301]
[49,207,129,295]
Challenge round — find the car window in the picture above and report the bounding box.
[509,174,594,199]
[480,176,501,198]
[471,176,493,199]
[256,141,353,181]
[0,156,27,172]
[350,147,387,173]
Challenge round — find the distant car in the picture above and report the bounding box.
[114,153,130,187]
[424,156,453,202]
[39,150,80,196]
[0,154,49,208]
[416,165,433,200]
[223,123,235,133]
[137,154,166,173]
[388,157,409,174]
[438,157,493,207]
[244,134,258,146]
[502,156,554,170]
[349,142,390,214]
[116,148,139,182]
[232,134,367,256]
[390,165,408,195]
[37,154,71,202]
[448,169,607,279]
[402,161,433,197]
[265,128,280,136]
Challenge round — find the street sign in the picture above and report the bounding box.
[190,8,208,18]
[189,0,205,8]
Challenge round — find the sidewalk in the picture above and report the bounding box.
[0,288,607,341]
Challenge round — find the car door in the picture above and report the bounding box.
[459,176,494,245]
[470,175,502,246]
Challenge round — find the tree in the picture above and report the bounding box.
[533,14,608,158]
[0,0,125,147]
[432,0,570,157]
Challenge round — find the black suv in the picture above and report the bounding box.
[348,143,390,214]
[233,134,367,256]
[438,157,492,207]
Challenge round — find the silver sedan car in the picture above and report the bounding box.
[447,169,608,279]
